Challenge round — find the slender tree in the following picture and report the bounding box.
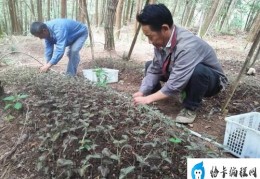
[61,0,67,18]
[208,0,225,31]
[135,0,143,32]
[181,1,192,27]
[171,0,179,17]
[115,0,124,39]
[244,0,256,31]
[104,0,119,51]
[37,0,43,21]
[8,0,22,34]
[47,0,51,20]
[95,0,99,27]
[185,0,198,27]
[77,0,87,23]
[123,0,131,25]
[247,12,260,42]
[221,0,238,31]
[218,0,232,31]
[198,0,221,38]
[127,0,149,60]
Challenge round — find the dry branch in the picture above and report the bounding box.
[0,51,43,65]
[0,134,28,164]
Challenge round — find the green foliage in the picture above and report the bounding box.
[79,139,93,151]
[2,94,28,110]
[0,67,223,178]
[181,91,186,101]
[94,67,108,87]
[2,93,28,122]
[169,137,182,144]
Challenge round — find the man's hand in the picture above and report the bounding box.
[133,91,152,105]
[132,90,169,106]
[39,63,52,73]
[133,96,152,105]
[133,91,144,98]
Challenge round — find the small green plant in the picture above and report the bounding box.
[79,139,92,151]
[2,94,28,111]
[94,68,108,87]
[169,137,182,144]
[2,94,28,122]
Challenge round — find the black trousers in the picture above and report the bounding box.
[145,61,222,110]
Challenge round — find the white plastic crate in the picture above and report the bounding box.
[82,68,119,83]
[223,112,260,158]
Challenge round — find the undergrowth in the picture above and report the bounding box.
[0,66,223,179]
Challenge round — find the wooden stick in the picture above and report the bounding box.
[0,51,43,65]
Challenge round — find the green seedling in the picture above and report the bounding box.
[2,94,28,111]
[79,139,92,151]
[169,137,182,144]
[94,68,108,87]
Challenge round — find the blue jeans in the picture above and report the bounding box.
[145,61,221,110]
[66,33,88,76]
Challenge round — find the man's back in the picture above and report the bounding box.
[45,19,87,46]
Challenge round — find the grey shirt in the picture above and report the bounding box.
[140,26,228,96]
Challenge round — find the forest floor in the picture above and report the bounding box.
[0,26,259,178]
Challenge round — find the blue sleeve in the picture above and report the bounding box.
[45,40,53,62]
[49,28,68,65]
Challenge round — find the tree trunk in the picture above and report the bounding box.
[129,0,135,22]
[47,0,51,20]
[19,1,24,34]
[244,0,256,31]
[208,0,225,31]
[78,0,87,23]
[115,0,124,39]
[249,42,260,68]
[104,0,118,51]
[127,0,149,60]
[247,12,260,42]
[95,0,99,27]
[99,0,107,26]
[8,0,21,34]
[182,1,192,27]
[219,0,232,31]
[123,0,131,25]
[221,0,238,31]
[37,0,43,21]
[171,0,179,17]
[180,1,188,26]
[24,1,28,35]
[198,0,221,38]
[135,0,143,32]
[61,0,67,18]
[84,2,95,61]
[185,0,198,27]
[3,0,9,34]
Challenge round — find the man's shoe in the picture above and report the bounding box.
[176,108,196,124]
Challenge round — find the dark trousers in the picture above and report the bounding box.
[145,61,221,110]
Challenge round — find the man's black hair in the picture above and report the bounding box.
[30,22,47,35]
[136,4,173,32]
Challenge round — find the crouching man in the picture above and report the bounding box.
[132,4,228,124]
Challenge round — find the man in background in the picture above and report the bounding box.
[30,19,88,76]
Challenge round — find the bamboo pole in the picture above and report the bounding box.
[222,29,260,112]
